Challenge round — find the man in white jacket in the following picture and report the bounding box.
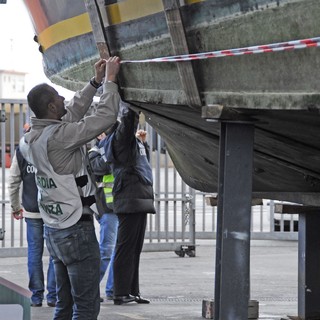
[19,57,121,320]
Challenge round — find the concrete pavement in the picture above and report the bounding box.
[0,240,298,320]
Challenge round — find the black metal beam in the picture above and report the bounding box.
[298,213,320,318]
[275,204,320,214]
[214,121,255,319]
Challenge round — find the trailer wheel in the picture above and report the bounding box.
[174,249,186,257]
[186,249,196,257]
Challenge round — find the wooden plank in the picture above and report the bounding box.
[202,104,253,121]
[84,0,110,59]
[96,0,110,27]
[275,204,320,214]
[255,151,320,181]
[202,299,259,319]
[205,194,263,207]
[254,125,320,178]
[162,0,202,109]
[252,192,320,207]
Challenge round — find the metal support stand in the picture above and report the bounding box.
[214,121,255,320]
[298,213,320,319]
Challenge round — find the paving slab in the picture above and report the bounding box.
[0,240,298,320]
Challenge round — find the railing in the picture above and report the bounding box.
[0,99,298,257]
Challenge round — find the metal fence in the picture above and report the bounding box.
[0,99,298,257]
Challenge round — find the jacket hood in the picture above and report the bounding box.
[25,117,62,143]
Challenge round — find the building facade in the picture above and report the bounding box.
[0,70,27,99]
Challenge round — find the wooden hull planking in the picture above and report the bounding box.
[22,0,320,203]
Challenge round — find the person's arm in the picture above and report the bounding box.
[7,152,23,220]
[135,129,147,142]
[63,59,108,123]
[136,130,150,162]
[110,102,139,164]
[89,146,112,176]
[50,57,121,151]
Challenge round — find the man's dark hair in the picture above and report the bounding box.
[27,83,56,119]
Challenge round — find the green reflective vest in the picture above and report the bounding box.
[102,174,114,205]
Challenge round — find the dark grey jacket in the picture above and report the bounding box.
[102,103,156,215]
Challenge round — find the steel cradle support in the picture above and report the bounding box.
[275,205,320,318]
[214,121,254,320]
[298,213,320,319]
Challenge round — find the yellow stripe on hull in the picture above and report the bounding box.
[108,0,164,25]
[37,0,205,51]
[38,13,92,51]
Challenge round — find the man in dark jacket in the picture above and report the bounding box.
[101,102,156,305]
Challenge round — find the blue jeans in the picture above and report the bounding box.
[25,218,56,304]
[98,213,118,297]
[45,220,100,320]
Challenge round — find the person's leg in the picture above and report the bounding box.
[113,213,140,297]
[130,213,147,296]
[25,218,45,306]
[46,222,101,319]
[52,260,73,319]
[106,250,115,299]
[45,226,73,319]
[46,255,57,306]
[68,221,101,319]
[45,222,100,319]
[104,213,118,298]
[98,214,109,282]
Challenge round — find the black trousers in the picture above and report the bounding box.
[113,212,147,296]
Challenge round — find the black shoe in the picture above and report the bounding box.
[100,297,104,303]
[106,295,113,301]
[113,294,136,305]
[47,301,56,307]
[30,302,42,307]
[135,295,150,304]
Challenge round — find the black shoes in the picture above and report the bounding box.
[135,295,150,304]
[47,301,56,307]
[113,294,136,305]
[30,302,42,307]
[100,296,114,302]
[31,301,56,307]
[113,294,151,305]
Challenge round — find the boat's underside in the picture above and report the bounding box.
[25,0,320,204]
[129,101,320,205]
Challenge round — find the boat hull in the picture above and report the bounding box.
[23,0,320,203]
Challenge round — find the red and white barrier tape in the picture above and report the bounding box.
[120,37,320,63]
